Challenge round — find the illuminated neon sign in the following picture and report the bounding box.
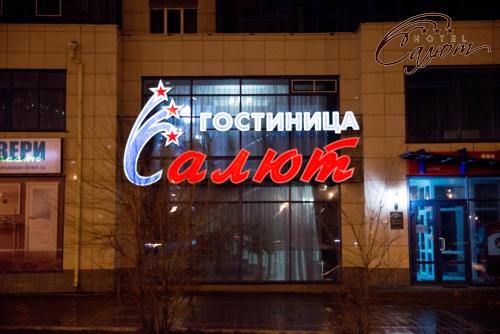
[124,81,361,186]
[0,138,62,174]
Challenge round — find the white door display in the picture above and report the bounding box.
[25,182,59,260]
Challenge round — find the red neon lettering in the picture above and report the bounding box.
[300,137,359,183]
[166,137,360,184]
[252,148,302,183]
[211,149,251,184]
[166,151,207,184]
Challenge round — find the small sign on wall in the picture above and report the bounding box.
[0,138,62,174]
[390,211,404,229]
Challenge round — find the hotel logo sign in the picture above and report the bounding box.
[124,81,361,186]
[375,12,492,74]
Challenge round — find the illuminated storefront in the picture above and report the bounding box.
[123,77,348,282]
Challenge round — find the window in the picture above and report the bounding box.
[405,66,500,143]
[0,179,63,272]
[149,8,198,34]
[0,70,66,131]
[292,79,337,93]
[131,77,341,282]
[36,0,61,16]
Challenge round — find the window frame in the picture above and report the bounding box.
[0,69,67,132]
[150,7,198,34]
[124,75,342,283]
[35,0,62,17]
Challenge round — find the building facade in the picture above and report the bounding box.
[0,0,499,292]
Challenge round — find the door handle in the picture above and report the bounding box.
[439,237,446,251]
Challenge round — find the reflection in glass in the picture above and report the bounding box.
[242,203,288,281]
[193,96,240,116]
[193,79,240,95]
[409,177,466,200]
[138,77,340,282]
[192,203,241,281]
[469,177,500,284]
[291,203,339,280]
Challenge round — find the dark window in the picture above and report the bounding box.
[167,9,181,33]
[150,8,197,34]
[36,0,61,16]
[131,77,341,282]
[406,66,500,143]
[184,8,197,33]
[0,70,66,132]
[150,8,164,33]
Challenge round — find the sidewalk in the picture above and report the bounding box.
[1,288,500,333]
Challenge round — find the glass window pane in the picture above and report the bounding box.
[193,79,240,95]
[13,72,38,89]
[242,95,288,115]
[37,0,61,16]
[193,183,240,202]
[291,184,338,201]
[39,71,65,89]
[315,80,336,92]
[150,9,164,33]
[0,91,8,130]
[469,200,500,284]
[167,9,181,33]
[241,79,289,94]
[469,177,500,200]
[192,203,241,281]
[408,177,466,200]
[192,96,240,116]
[242,203,289,281]
[291,95,335,113]
[242,183,289,202]
[291,202,339,281]
[198,130,240,156]
[292,131,336,156]
[183,9,197,33]
[0,72,11,89]
[241,131,289,156]
[39,90,65,130]
[11,90,39,130]
[292,80,314,92]
[0,180,63,272]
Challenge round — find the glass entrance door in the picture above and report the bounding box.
[437,203,467,282]
[411,201,468,283]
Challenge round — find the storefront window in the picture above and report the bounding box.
[469,177,500,284]
[137,77,341,282]
[409,177,466,201]
[408,176,500,284]
[0,179,63,272]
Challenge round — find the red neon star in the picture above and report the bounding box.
[162,129,183,146]
[149,81,172,99]
[162,99,182,119]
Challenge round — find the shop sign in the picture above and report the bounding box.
[375,13,492,74]
[0,138,62,174]
[124,81,361,186]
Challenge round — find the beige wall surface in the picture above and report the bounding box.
[0,24,118,292]
[1,10,500,291]
[360,21,500,271]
